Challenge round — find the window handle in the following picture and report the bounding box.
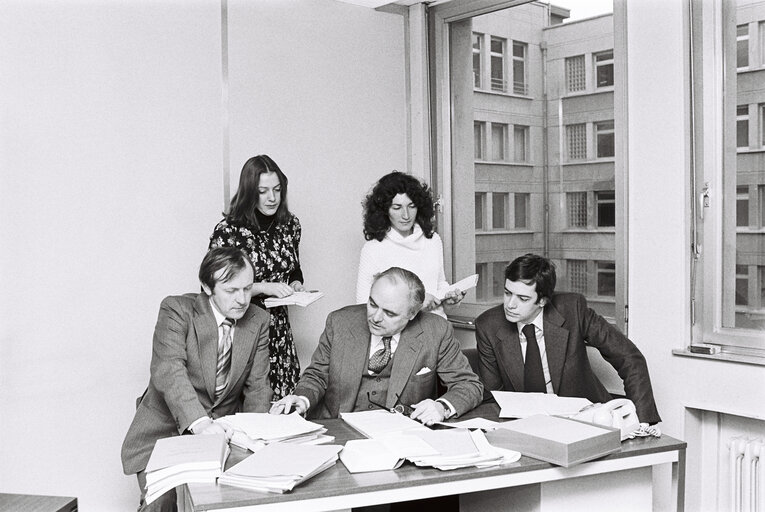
[699,183,711,221]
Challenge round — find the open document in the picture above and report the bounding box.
[264,291,323,308]
[435,274,479,300]
[491,390,592,418]
[340,410,428,438]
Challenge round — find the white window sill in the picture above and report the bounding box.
[473,88,532,100]
[562,158,615,165]
[672,348,765,367]
[562,87,614,98]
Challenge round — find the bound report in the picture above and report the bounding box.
[143,433,229,504]
[264,291,324,308]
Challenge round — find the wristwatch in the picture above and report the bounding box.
[435,399,453,420]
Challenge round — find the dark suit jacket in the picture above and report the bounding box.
[475,292,661,424]
[121,293,272,475]
[294,305,483,420]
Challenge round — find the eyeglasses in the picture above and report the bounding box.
[366,392,413,416]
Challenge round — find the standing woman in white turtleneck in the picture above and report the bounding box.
[356,171,465,318]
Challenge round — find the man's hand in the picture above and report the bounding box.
[290,281,305,292]
[191,418,233,441]
[442,288,466,306]
[265,282,295,298]
[269,395,308,415]
[409,398,447,426]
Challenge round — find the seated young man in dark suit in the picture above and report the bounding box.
[475,253,661,426]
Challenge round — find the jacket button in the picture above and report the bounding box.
[368,405,374,409]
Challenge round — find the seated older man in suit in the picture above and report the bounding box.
[475,253,661,426]
[271,266,482,425]
[121,247,272,512]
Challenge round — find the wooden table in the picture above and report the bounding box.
[181,405,686,512]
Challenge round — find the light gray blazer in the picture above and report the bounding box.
[121,293,271,475]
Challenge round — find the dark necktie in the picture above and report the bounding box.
[215,319,233,399]
[368,336,392,374]
[522,323,546,393]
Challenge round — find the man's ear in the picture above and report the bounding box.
[537,297,548,307]
[201,282,213,296]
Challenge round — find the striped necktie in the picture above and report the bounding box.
[215,319,233,399]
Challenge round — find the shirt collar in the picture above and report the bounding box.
[208,298,228,327]
[517,309,544,335]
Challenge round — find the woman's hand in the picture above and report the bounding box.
[421,293,442,311]
[290,281,305,292]
[442,288,466,306]
[263,282,294,298]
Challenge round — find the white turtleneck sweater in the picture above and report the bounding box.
[356,224,450,317]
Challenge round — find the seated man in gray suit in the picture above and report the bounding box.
[271,266,482,426]
[475,253,661,426]
[121,247,272,512]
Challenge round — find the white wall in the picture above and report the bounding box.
[0,1,406,510]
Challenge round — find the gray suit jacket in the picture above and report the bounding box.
[295,304,483,419]
[475,292,661,425]
[121,293,272,475]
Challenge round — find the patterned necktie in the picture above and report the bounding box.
[368,336,392,374]
[522,323,546,393]
[215,319,233,399]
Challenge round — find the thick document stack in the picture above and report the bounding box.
[264,291,323,308]
[217,412,332,452]
[491,390,592,418]
[218,443,343,493]
[486,414,621,467]
[404,428,511,470]
[144,434,229,505]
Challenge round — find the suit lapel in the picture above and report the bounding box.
[542,304,569,394]
[388,317,423,407]
[338,308,370,413]
[193,294,219,401]
[495,319,525,392]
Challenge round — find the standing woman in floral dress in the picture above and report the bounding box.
[209,155,303,399]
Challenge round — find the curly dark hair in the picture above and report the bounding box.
[362,171,435,242]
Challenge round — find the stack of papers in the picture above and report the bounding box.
[340,410,428,438]
[144,434,229,505]
[491,391,592,418]
[435,274,479,300]
[404,428,511,470]
[217,413,333,452]
[218,443,343,493]
[264,291,324,308]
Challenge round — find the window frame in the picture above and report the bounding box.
[594,49,614,88]
[428,0,629,331]
[691,0,765,354]
[490,35,507,92]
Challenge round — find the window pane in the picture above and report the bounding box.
[474,121,484,159]
[596,190,615,227]
[567,191,587,228]
[737,24,749,68]
[513,125,527,161]
[475,192,485,229]
[473,33,482,88]
[512,41,527,94]
[514,193,529,228]
[596,261,615,296]
[737,105,749,148]
[492,123,506,160]
[492,262,505,298]
[595,50,614,87]
[492,192,507,228]
[567,123,587,160]
[737,186,749,227]
[568,259,587,294]
[596,120,615,158]
[491,37,505,92]
[566,55,586,92]
[476,262,488,301]
[735,265,748,306]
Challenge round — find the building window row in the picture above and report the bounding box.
[564,49,614,93]
[474,121,528,162]
[473,32,528,95]
[475,192,529,230]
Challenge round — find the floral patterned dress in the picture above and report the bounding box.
[209,214,302,399]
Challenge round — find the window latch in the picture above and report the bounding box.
[699,183,711,220]
[434,194,444,213]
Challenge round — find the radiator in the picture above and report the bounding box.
[729,436,765,512]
